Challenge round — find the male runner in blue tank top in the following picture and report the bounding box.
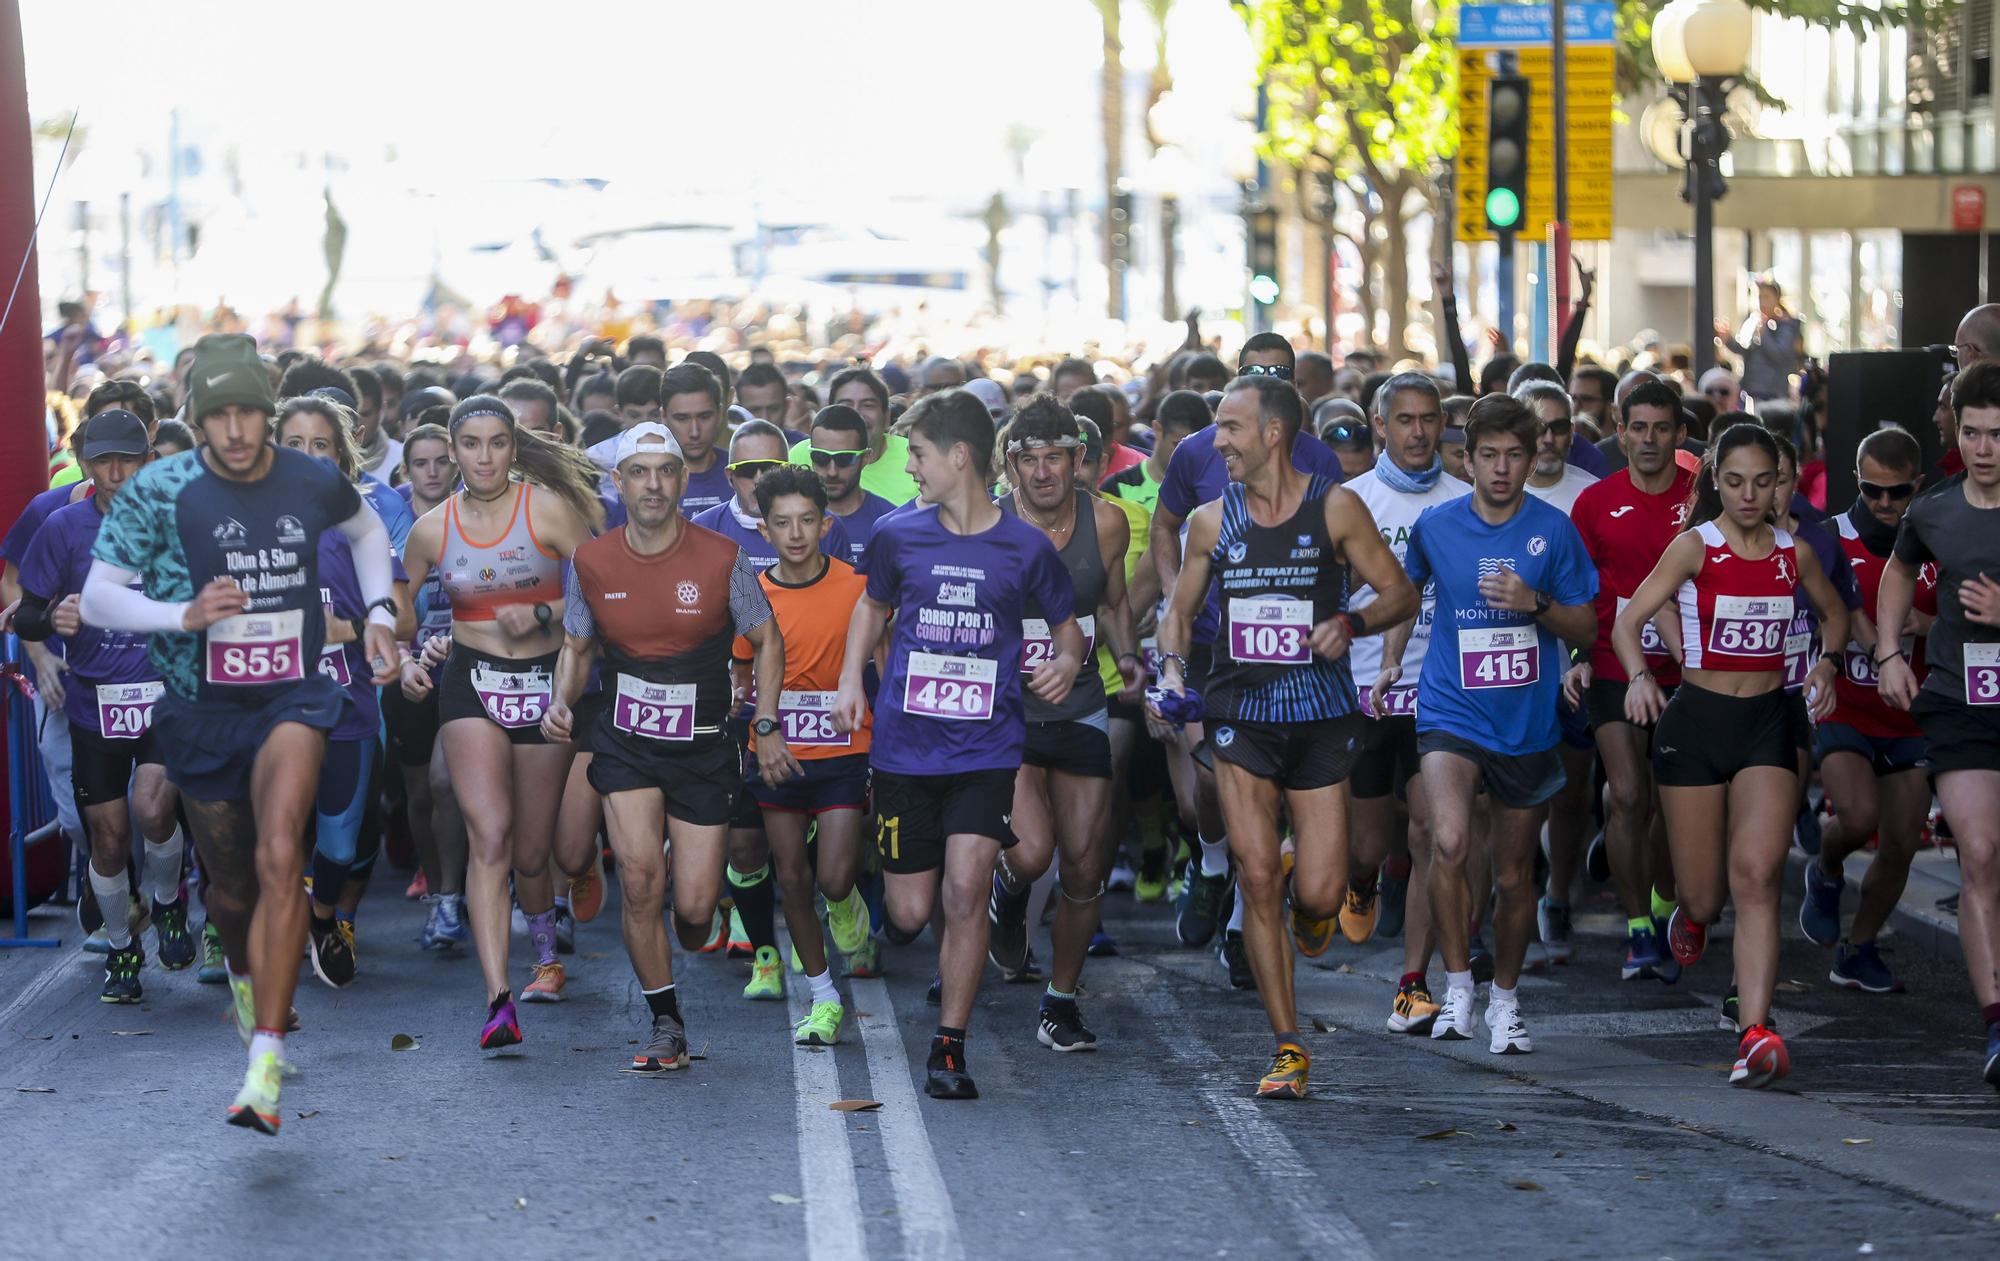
[1153,374,1417,1099]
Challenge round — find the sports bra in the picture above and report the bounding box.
[435,482,562,622]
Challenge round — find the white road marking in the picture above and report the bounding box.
[0,940,85,1033]
[784,981,867,1261]
[851,976,964,1261]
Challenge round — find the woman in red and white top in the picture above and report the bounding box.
[1612,423,1849,1089]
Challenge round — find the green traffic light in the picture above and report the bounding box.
[1485,186,1522,229]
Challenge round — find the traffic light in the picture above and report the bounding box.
[1485,74,1530,234]
[1248,206,1279,306]
[1110,187,1134,270]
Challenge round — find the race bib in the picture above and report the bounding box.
[1021,614,1096,674]
[96,681,162,739]
[318,644,352,687]
[779,689,849,747]
[1227,597,1311,665]
[205,610,305,685]
[1783,632,1814,690]
[1707,596,1791,657]
[902,652,997,721]
[1369,685,1418,718]
[1616,596,1667,656]
[612,677,694,741]
[1844,637,1913,688]
[1459,626,1540,690]
[1139,635,1162,676]
[472,663,550,729]
[1967,643,2000,707]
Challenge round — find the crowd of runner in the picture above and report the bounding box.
[7,303,1999,1135]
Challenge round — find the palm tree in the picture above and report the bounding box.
[1093,0,1124,321]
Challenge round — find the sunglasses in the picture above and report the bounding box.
[727,458,786,478]
[1240,363,1294,381]
[1859,479,1916,500]
[808,446,867,469]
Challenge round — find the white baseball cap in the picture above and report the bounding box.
[612,421,685,469]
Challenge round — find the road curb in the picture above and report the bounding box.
[1783,846,1964,966]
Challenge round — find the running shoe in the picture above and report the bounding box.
[1037,999,1099,1052]
[100,944,143,1004]
[986,874,1032,977]
[1830,940,1903,994]
[1730,1024,1789,1089]
[825,889,871,956]
[1291,906,1338,958]
[553,904,576,956]
[1339,877,1379,944]
[1719,988,1741,1033]
[1387,980,1439,1035]
[1468,935,1495,984]
[926,1040,978,1099]
[1800,862,1844,947]
[480,993,522,1050]
[1622,923,1664,981]
[229,973,256,1047]
[1377,869,1408,940]
[1985,1024,2000,1093]
[404,868,428,900]
[696,908,728,954]
[744,946,785,1001]
[1175,867,1231,947]
[569,856,605,923]
[843,936,883,980]
[1585,830,1610,883]
[1135,846,1169,904]
[725,907,753,959]
[925,974,942,1006]
[1220,930,1255,990]
[632,1013,689,1070]
[1651,917,1682,984]
[226,1052,284,1136]
[1793,805,1822,856]
[521,961,566,1003]
[153,898,196,971]
[306,916,356,989]
[1106,861,1137,893]
[1256,1042,1310,1100]
[1430,985,1475,1041]
[1486,999,1532,1054]
[1086,931,1119,958]
[795,1000,844,1047]
[1536,897,1573,965]
[1666,906,1706,967]
[419,893,469,950]
[198,920,227,984]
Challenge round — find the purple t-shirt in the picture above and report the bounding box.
[3,483,88,568]
[17,498,155,732]
[1157,425,1345,645]
[832,491,897,567]
[1568,438,1610,478]
[681,460,732,519]
[863,504,1074,775]
[317,532,409,742]
[689,499,850,571]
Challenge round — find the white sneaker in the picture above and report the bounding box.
[1430,985,1475,1041]
[1486,1000,1532,1054]
[1106,862,1137,893]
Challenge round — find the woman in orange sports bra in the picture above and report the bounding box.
[400,394,603,1050]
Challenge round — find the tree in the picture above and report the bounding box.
[1093,0,1127,321]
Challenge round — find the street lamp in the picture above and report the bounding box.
[1652,0,1753,376]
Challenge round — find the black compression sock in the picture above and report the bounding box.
[644,984,680,1022]
[727,863,778,953]
[310,851,348,912]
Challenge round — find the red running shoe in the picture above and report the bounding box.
[1666,906,1706,967]
[1730,1024,1788,1089]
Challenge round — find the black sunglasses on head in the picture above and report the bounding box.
[1859,479,1916,500]
[1240,363,1294,381]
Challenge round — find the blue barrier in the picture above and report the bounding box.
[3,631,62,948]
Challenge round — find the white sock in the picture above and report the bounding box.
[89,867,132,950]
[807,968,839,1006]
[1226,892,1245,934]
[142,828,184,906]
[1445,969,1474,995]
[247,1030,285,1065]
[1488,983,1517,1007]
[1198,833,1229,878]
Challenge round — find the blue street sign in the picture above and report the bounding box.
[1458,3,1618,48]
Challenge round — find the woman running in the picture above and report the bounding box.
[275,395,415,986]
[400,394,602,1048]
[1613,423,1848,1088]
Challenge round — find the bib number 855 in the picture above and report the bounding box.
[221,643,295,680]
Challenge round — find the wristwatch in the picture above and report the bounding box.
[753,716,780,737]
[1533,590,1552,616]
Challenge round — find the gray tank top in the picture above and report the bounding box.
[1001,488,1109,723]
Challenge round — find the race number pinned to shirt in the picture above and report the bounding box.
[96,681,163,739]
[205,610,305,685]
[1459,626,1540,690]
[1226,597,1311,665]
[1708,596,1791,657]
[779,690,850,747]
[472,663,551,729]
[1783,631,1815,689]
[1616,596,1667,656]
[903,652,997,721]
[612,677,695,741]
[1966,642,2000,706]
[318,644,352,687]
[1020,615,1095,673]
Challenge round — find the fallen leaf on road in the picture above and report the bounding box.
[1507,1180,1544,1192]
[1494,1121,1517,1132]
[383,1154,407,1161]
[296,1110,321,1120]
[112,1030,153,1037]
[1338,964,1355,974]
[14,1087,54,1094]
[1842,1138,1873,1146]
[391,1034,419,1051]
[1419,1180,1439,1187]
[850,1011,873,1018]
[1775,979,1811,994]
[690,1045,709,1061]
[1553,1151,1564,1158]
[1633,1175,1652,1181]
[1310,1017,1333,1033]
[514,1197,527,1210]
[830,1100,881,1112]
[1416,1128,1469,1141]
[770,1193,803,1205]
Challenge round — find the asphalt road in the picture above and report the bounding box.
[1,868,1997,1260]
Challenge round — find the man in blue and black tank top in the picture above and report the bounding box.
[1153,374,1417,1100]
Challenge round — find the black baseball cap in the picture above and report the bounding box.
[80,409,150,460]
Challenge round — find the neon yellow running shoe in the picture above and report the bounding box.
[789,944,804,974]
[794,999,844,1046]
[743,945,784,1001]
[825,888,872,956]
[226,1051,283,1135]
[229,973,256,1047]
